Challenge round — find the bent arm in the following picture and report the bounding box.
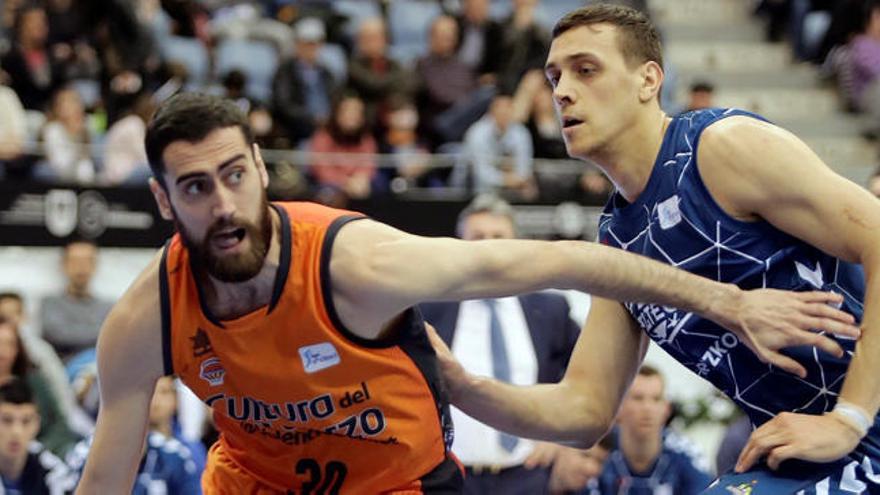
[76,260,165,494]
[433,298,646,445]
[698,116,880,418]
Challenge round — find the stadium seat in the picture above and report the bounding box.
[159,35,210,89]
[215,38,279,104]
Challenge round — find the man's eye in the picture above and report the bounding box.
[185,181,204,195]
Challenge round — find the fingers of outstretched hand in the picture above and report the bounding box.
[736,424,783,473]
[800,303,860,338]
[797,291,844,305]
[795,327,844,358]
[761,349,807,378]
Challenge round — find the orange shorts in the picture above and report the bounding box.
[202,441,287,495]
[201,441,450,494]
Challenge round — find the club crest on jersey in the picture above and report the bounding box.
[725,480,756,495]
[200,357,226,386]
[299,342,340,374]
[657,195,682,230]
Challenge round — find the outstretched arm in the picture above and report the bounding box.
[682,116,880,471]
[76,257,165,494]
[427,297,646,445]
[331,218,858,375]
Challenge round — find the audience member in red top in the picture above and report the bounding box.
[309,93,380,199]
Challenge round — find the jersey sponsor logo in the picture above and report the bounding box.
[698,332,739,374]
[628,303,687,345]
[299,342,341,374]
[795,260,824,288]
[657,195,682,230]
[204,382,394,446]
[725,480,756,494]
[199,357,226,386]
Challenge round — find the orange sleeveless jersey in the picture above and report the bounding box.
[160,202,460,493]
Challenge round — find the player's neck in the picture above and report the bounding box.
[591,109,671,204]
[0,451,27,483]
[619,429,662,474]
[202,208,283,320]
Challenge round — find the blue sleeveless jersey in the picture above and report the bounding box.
[597,108,879,463]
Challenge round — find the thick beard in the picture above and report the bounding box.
[175,193,273,283]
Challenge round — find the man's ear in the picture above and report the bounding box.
[149,177,174,221]
[253,143,269,188]
[639,61,664,103]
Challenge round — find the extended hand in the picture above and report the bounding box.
[735,412,861,472]
[715,290,859,378]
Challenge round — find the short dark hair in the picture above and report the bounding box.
[145,93,254,187]
[0,378,35,407]
[0,292,22,306]
[690,81,715,93]
[553,3,663,69]
[637,364,661,378]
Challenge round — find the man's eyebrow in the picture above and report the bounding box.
[175,154,246,185]
[545,52,600,72]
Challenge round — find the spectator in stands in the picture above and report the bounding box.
[222,69,254,115]
[272,17,337,146]
[755,0,791,43]
[420,194,581,495]
[380,96,438,191]
[45,0,100,84]
[496,0,550,94]
[309,92,380,199]
[685,80,715,112]
[39,240,113,362]
[149,376,207,478]
[347,17,413,129]
[817,0,865,64]
[38,86,96,183]
[843,1,880,121]
[0,292,90,440]
[452,0,504,84]
[0,80,30,180]
[464,93,536,198]
[416,14,494,147]
[67,377,203,495]
[0,316,79,457]
[592,366,713,495]
[549,440,613,494]
[1,3,65,111]
[0,378,77,494]
[525,82,566,159]
[101,91,155,185]
[90,0,163,124]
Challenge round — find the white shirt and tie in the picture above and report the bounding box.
[450,297,539,467]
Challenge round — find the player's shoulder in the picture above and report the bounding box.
[95,250,165,378]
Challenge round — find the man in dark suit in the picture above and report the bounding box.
[271,17,337,145]
[420,194,581,494]
[452,0,505,85]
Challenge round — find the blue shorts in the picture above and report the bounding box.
[702,457,880,494]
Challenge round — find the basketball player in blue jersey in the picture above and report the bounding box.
[429,3,880,494]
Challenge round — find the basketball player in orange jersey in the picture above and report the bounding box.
[74,93,859,494]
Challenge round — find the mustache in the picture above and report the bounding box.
[205,218,248,238]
